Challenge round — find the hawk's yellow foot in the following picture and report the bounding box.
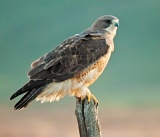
[86,92,98,104]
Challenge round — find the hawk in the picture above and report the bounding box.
[10,15,119,110]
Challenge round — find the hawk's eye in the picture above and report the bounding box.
[106,20,111,24]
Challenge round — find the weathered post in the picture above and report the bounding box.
[75,97,101,137]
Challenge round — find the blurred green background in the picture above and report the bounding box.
[0,1,160,137]
[1,0,160,108]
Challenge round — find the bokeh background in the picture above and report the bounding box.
[0,0,160,137]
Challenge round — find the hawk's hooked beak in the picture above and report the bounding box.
[115,22,119,27]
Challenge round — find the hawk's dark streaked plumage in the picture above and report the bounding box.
[10,15,119,110]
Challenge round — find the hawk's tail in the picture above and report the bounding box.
[10,80,52,110]
[14,88,44,110]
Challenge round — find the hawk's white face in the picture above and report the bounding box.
[104,19,119,35]
[91,15,119,37]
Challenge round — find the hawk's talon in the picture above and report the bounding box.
[86,92,98,104]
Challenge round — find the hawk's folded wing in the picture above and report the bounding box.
[28,34,109,82]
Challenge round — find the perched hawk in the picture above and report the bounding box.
[10,15,119,110]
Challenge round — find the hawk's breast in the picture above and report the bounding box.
[75,46,112,87]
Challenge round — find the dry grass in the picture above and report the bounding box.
[1,106,160,137]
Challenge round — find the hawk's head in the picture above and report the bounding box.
[92,15,119,35]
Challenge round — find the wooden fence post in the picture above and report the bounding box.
[75,97,101,137]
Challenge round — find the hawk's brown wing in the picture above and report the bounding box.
[28,35,109,82]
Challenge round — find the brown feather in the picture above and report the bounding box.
[28,35,109,82]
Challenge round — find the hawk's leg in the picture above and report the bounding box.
[86,91,98,104]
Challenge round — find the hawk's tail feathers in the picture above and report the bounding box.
[10,80,52,100]
[14,87,44,110]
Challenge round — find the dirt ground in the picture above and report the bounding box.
[1,107,160,137]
